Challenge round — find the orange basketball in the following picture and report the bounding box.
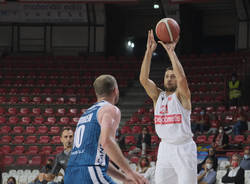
[155,18,180,43]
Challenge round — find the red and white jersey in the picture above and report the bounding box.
[154,91,193,144]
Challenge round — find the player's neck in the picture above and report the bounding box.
[97,97,114,105]
[165,91,174,96]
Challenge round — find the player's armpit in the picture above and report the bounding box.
[140,78,162,104]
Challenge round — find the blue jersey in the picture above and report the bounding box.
[67,101,109,170]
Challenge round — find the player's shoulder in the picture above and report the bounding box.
[98,103,120,116]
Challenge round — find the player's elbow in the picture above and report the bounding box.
[101,137,113,149]
[139,76,147,86]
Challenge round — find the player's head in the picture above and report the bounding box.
[93,74,119,104]
[244,147,250,159]
[61,127,74,150]
[164,67,177,92]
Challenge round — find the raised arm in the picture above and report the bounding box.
[159,39,191,110]
[98,105,148,184]
[139,30,162,107]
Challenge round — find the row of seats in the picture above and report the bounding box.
[0,87,88,95]
[0,107,86,116]
[0,96,93,104]
[0,135,63,144]
[195,134,250,144]
[1,126,65,135]
[0,145,63,155]
[0,116,79,125]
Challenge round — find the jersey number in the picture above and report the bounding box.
[74,125,85,148]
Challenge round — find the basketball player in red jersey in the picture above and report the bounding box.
[139,30,197,184]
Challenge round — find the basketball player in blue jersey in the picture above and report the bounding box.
[64,75,148,184]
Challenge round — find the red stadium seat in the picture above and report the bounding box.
[12,146,25,154]
[141,116,151,124]
[1,135,12,144]
[242,106,249,112]
[125,136,136,145]
[13,136,24,144]
[49,126,60,135]
[246,135,250,144]
[1,145,11,154]
[206,135,215,144]
[26,146,39,155]
[217,106,226,114]
[121,126,131,134]
[8,107,17,115]
[33,117,44,125]
[59,117,70,125]
[32,108,41,115]
[70,117,79,125]
[25,126,36,134]
[37,126,48,134]
[196,135,207,144]
[19,108,30,115]
[68,97,77,104]
[79,97,88,104]
[0,116,6,124]
[193,107,202,113]
[3,155,14,166]
[229,106,237,113]
[32,97,42,104]
[80,108,86,115]
[44,108,54,116]
[1,125,11,134]
[224,115,233,124]
[53,146,64,154]
[130,156,139,164]
[137,107,146,115]
[210,120,220,128]
[206,106,215,114]
[45,117,56,125]
[38,136,50,144]
[21,96,31,103]
[232,135,245,144]
[9,96,18,104]
[56,97,65,104]
[12,126,24,134]
[30,156,42,166]
[51,136,61,144]
[130,116,140,124]
[41,146,53,155]
[8,116,19,124]
[0,107,5,115]
[25,136,37,144]
[45,97,53,104]
[0,96,7,103]
[20,117,31,125]
[132,126,142,134]
[57,108,66,116]
[68,108,78,116]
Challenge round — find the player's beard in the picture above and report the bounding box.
[165,85,177,92]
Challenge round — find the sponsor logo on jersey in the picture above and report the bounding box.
[154,114,182,124]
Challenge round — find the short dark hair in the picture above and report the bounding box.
[93,74,117,97]
[166,66,173,72]
[61,127,72,137]
[7,177,16,184]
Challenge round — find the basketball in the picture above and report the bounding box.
[155,18,180,43]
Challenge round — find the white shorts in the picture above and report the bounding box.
[155,139,197,184]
